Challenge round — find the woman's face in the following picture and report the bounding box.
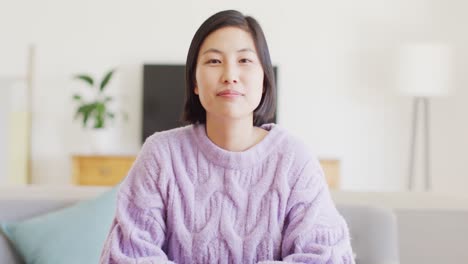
[195,26,264,123]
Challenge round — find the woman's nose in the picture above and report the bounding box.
[222,64,239,84]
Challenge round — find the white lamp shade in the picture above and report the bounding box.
[397,43,452,97]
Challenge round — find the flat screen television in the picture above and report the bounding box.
[142,64,277,143]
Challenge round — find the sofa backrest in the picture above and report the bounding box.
[0,197,400,264]
[337,205,399,264]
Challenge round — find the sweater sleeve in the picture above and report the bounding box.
[99,139,174,264]
[279,158,355,264]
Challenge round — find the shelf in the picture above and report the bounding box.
[0,184,111,200]
[331,190,468,211]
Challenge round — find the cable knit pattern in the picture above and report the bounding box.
[100,124,355,264]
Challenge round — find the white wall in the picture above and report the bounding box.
[1,0,467,193]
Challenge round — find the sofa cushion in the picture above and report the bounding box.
[0,187,117,264]
[0,233,22,264]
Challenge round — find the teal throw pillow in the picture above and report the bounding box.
[0,187,117,264]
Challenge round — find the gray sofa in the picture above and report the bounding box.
[0,197,399,264]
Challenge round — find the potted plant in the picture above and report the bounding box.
[70,68,134,186]
[71,68,128,153]
[72,69,117,129]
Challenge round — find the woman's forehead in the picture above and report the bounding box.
[199,27,257,54]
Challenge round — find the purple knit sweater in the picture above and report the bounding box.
[100,124,355,264]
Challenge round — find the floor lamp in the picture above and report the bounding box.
[397,43,451,191]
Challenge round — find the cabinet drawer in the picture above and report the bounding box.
[72,155,136,186]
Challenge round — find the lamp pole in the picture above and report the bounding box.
[408,97,432,191]
[408,97,431,191]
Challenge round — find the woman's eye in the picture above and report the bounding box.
[207,59,221,64]
[239,58,252,63]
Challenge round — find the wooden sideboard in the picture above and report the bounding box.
[72,155,341,189]
[72,155,136,186]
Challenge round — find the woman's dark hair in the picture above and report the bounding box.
[183,10,276,126]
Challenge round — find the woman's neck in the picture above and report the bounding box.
[205,116,268,152]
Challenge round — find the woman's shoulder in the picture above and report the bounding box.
[268,124,315,160]
[140,125,195,157]
[269,124,324,185]
[145,124,193,143]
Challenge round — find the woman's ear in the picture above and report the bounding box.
[194,85,199,95]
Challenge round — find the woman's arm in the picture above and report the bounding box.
[276,158,355,264]
[99,194,173,264]
[99,138,174,264]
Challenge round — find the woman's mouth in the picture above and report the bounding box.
[217,90,244,98]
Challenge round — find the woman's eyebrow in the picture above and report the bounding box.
[201,48,223,55]
[237,48,256,53]
[201,48,256,55]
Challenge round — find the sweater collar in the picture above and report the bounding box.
[191,123,285,169]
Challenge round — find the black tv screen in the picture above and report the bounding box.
[142,64,277,143]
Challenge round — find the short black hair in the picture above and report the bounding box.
[183,9,276,126]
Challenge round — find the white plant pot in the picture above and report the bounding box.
[86,127,118,155]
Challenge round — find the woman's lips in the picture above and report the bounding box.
[217,90,244,98]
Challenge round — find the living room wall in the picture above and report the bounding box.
[1,0,467,193]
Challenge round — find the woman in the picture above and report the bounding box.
[100,9,355,264]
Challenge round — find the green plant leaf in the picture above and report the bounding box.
[93,102,106,128]
[100,69,115,92]
[74,75,94,86]
[75,102,98,128]
[107,112,115,119]
[83,109,91,127]
[75,104,89,118]
[94,116,104,128]
[75,105,90,127]
[72,94,82,101]
[96,102,105,115]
